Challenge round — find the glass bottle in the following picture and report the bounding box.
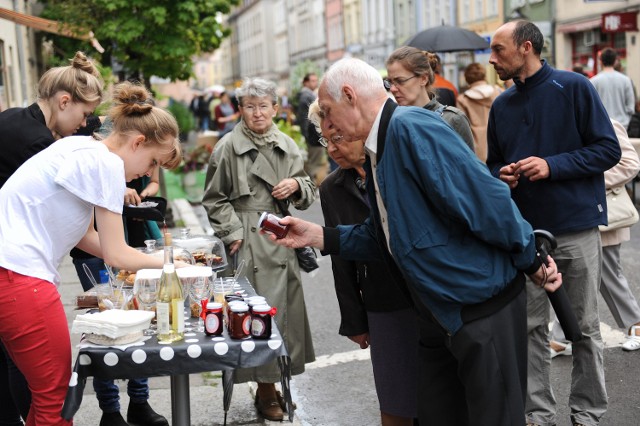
[156,233,185,343]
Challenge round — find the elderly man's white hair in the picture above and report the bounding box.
[322,58,386,101]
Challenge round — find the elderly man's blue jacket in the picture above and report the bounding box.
[324,101,539,334]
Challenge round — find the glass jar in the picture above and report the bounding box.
[203,301,224,336]
[251,304,275,339]
[173,228,228,271]
[228,302,251,339]
[137,239,196,265]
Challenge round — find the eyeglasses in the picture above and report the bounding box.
[241,103,273,114]
[383,75,418,89]
[318,134,344,147]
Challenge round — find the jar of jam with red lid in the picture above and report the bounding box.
[247,297,267,313]
[203,301,223,336]
[257,212,289,239]
[228,303,251,339]
[251,304,276,339]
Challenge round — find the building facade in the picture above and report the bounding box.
[0,0,40,110]
[555,0,640,90]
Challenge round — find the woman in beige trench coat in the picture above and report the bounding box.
[202,77,316,422]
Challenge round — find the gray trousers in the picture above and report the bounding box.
[551,243,640,338]
[600,244,640,329]
[525,228,607,426]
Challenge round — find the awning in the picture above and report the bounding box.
[0,7,104,53]
[557,17,601,33]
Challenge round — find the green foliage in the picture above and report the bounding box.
[39,0,239,82]
[167,100,196,136]
[276,119,305,151]
[289,60,323,111]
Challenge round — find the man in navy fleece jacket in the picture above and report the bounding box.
[487,21,621,426]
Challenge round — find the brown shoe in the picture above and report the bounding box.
[255,394,284,421]
[276,390,297,412]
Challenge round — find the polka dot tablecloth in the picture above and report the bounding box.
[62,277,292,422]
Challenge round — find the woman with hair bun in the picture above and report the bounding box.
[0,50,104,426]
[385,46,475,153]
[0,80,181,425]
[0,51,103,187]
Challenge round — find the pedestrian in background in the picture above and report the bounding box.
[0,51,103,426]
[590,48,636,129]
[456,62,502,162]
[266,57,562,426]
[213,91,239,139]
[0,81,181,425]
[487,20,621,426]
[431,53,458,106]
[385,46,475,152]
[309,100,418,426]
[202,77,316,422]
[297,73,327,186]
[628,100,640,138]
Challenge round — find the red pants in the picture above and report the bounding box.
[0,268,72,425]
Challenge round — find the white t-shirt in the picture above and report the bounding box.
[0,136,125,286]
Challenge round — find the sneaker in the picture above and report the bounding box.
[100,411,129,426]
[127,401,169,426]
[550,340,572,358]
[622,326,640,351]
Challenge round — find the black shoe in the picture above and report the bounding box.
[100,411,129,426]
[127,401,169,426]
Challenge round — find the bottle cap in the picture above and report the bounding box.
[206,302,223,311]
[229,302,249,312]
[252,304,272,313]
[246,296,266,305]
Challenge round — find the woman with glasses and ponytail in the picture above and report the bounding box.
[385,46,475,153]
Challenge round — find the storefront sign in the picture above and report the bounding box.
[601,12,638,33]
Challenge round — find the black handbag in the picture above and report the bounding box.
[248,150,319,273]
[293,246,319,273]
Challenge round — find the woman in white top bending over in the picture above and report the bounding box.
[0,81,181,425]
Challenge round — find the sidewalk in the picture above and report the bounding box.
[60,199,299,425]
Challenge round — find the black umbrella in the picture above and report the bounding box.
[405,24,489,53]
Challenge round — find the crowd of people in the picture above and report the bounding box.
[1,18,639,426]
[189,89,240,135]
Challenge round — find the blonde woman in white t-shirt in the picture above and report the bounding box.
[0,81,181,425]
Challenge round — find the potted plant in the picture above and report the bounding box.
[167,99,195,142]
[176,144,212,203]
